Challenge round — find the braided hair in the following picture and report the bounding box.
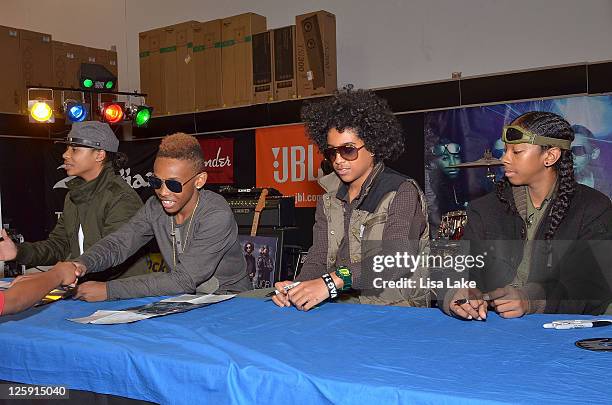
[103,151,129,173]
[496,111,576,240]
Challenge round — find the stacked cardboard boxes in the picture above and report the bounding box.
[136,10,336,115]
[0,24,118,116]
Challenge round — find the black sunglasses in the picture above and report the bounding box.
[147,172,200,193]
[431,143,461,156]
[323,144,366,162]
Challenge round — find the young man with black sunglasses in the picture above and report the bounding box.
[38,133,250,301]
[271,88,430,311]
[0,121,146,282]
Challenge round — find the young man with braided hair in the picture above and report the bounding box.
[444,112,612,320]
[38,133,250,301]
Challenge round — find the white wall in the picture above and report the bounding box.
[2,0,612,93]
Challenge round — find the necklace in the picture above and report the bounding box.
[170,194,200,268]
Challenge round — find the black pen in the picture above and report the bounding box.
[265,281,301,298]
[454,294,491,306]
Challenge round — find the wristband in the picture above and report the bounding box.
[321,273,338,299]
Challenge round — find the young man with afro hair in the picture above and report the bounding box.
[272,87,431,311]
[39,133,251,301]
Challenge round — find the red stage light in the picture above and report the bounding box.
[102,103,124,124]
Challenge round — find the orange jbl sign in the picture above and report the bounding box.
[255,124,325,207]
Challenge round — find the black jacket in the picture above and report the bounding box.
[464,182,612,315]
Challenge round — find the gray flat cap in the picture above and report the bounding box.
[55,121,119,152]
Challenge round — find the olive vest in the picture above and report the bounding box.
[318,164,431,307]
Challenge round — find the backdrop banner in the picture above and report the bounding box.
[424,95,612,233]
[255,124,325,208]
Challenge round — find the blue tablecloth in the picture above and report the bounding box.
[0,296,610,405]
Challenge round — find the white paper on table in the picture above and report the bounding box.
[68,294,235,325]
[0,280,11,290]
[69,308,163,325]
[161,294,235,304]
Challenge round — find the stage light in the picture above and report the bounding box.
[101,103,124,124]
[64,101,88,123]
[29,100,54,123]
[126,104,153,127]
[134,107,152,127]
[82,78,94,88]
[79,63,117,90]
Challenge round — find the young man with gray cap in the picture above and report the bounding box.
[0,121,147,281]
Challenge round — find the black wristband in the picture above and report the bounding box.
[321,273,338,299]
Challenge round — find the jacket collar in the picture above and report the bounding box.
[318,162,384,201]
[67,163,115,205]
[510,179,559,221]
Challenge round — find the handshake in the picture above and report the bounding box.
[12,261,87,289]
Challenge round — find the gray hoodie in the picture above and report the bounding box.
[78,188,250,300]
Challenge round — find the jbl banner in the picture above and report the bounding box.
[255,124,324,207]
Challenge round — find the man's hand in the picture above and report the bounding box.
[0,229,17,261]
[488,286,529,318]
[55,263,82,286]
[74,282,108,302]
[287,278,331,311]
[449,288,488,320]
[271,280,294,308]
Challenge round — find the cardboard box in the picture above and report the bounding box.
[175,21,199,113]
[0,26,22,113]
[20,29,53,113]
[139,29,163,116]
[157,21,199,114]
[52,41,86,116]
[194,20,222,111]
[272,25,297,101]
[295,11,337,97]
[159,25,178,115]
[221,13,266,107]
[252,30,273,103]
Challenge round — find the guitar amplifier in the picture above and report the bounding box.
[225,195,296,228]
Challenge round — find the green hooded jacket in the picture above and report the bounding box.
[16,164,147,279]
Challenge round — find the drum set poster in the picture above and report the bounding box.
[424,95,612,235]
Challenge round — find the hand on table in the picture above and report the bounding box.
[74,281,108,302]
[271,280,294,307]
[449,288,488,321]
[272,278,332,311]
[287,278,331,311]
[488,286,529,318]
